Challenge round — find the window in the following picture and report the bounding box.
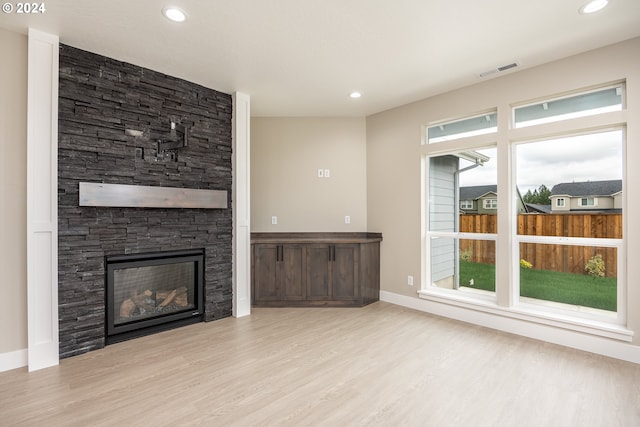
[483,198,497,209]
[421,84,627,335]
[427,146,497,294]
[428,112,497,143]
[516,131,622,315]
[460,200,473,209]
[514,84,623,128]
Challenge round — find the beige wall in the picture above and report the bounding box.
[367,37,640,344]
[251,117,367,232]
[0,28,27,354]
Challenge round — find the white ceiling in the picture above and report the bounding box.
[1,0,639,117]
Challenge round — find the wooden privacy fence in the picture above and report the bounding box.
[459,213,621,277]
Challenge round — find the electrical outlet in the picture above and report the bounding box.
[407,275,414,286]
[345,215,350,224]
[317,169,324,178]
[271,216,277,225]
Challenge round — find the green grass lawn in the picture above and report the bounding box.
[459,261,617,311]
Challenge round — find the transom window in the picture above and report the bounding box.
[427,111,497,144]
[513,84,623,128]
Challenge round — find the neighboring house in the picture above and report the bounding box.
[459,185,528,214]
[550,180,622,213]
[459,185,498,214]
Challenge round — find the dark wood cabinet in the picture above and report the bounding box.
[333,244,359,300]
[253,243,306,304]
[305,243,359,301]
[305,244,331,300]
[251,233,381,307]
[281,244,306,300]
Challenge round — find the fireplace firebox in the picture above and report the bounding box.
[105,249,205,344]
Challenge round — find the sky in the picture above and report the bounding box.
[458,130,623,196]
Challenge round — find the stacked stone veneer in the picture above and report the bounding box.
[58,45,233,358]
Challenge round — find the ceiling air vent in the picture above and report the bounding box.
[478,62,519,78]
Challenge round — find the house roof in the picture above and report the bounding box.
[526,203,552,214]
[460,185,497,200]
[551,180,622,197]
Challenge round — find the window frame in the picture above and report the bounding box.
[419,83,629,341]
[579,197,597,207]
[423,141,499,300]
[483,198,498,209]
[512,129,624,324]
[460,200,473,209]
[556,198,565,207]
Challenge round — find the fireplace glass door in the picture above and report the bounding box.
[106,249,204,343]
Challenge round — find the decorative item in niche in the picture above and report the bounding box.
[158,121,189,161]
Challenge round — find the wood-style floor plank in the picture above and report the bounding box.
[1,302,639,426]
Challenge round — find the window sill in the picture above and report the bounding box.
[417,288,633,342]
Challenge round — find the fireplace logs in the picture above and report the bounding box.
[119,287,190,319]
[119,299,136,318]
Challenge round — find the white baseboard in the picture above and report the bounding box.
[380,290,640,365]
[0,348,28,373]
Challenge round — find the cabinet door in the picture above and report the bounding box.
[253,244,279,302]
[332,244,359,300]
[306,244,331,300]
[281,244,306,300]
[360,241,380,302]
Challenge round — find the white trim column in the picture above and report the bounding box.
[27,28,59,371]
[232,92,251,317]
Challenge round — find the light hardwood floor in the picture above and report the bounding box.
[1,302,639,426]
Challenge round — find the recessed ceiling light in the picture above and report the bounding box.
[163,7,187,22]
[349,92,362,99]
[579,0,608,14]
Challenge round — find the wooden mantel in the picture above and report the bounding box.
[78,182,228,209]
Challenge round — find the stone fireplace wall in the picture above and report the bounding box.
[58,45,233,358]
